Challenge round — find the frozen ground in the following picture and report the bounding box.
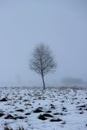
[0,87,87,130]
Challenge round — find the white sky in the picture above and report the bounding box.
[0,0,87,87]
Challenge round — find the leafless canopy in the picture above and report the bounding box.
[30,44,56,75]
[30,44,57,89]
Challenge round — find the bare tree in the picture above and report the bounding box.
[30,44,57,89]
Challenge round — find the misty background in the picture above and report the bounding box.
[0,0,87,87]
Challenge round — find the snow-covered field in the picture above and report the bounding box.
[0,87,87,130]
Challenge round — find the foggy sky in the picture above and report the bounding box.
[0,0,87,87]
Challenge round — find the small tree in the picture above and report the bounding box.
[30,44,57,89]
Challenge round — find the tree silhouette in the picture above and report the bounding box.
[30,44,57,89]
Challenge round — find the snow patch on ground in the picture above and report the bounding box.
[0,87,87,130]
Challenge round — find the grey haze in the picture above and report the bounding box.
[0,0,87,87]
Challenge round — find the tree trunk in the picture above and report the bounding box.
[41,74,46,90]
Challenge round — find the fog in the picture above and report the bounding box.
[0,0,87,87]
